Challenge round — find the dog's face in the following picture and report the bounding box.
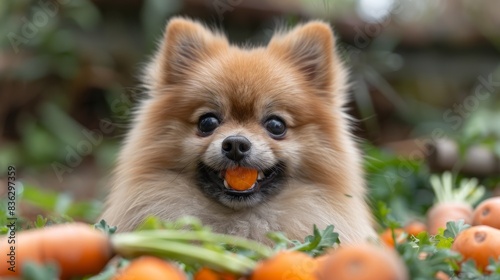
[138,18,349,210]
[101,18,374,242]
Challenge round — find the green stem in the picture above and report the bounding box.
[114,230,272,258]
[112,234,257,274]
[290,241,315,252]
[430,172,485,205]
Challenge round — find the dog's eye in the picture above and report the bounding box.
[198,114,220,135]
[264,117,286,139]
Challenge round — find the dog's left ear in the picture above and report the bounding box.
[268,22,340,93]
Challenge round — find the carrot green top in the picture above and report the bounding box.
[430,171,485,205]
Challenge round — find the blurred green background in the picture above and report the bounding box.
[0,0,499,225]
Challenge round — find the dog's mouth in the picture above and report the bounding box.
[196,162,285,208]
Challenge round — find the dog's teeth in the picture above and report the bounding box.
[258,171,264,180]
[223,179,230,189]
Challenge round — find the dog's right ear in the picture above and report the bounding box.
[268,22,336,93]
[145,17,228,90]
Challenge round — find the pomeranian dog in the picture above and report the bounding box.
[100,17,375,244]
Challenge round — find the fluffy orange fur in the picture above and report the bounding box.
[100,17,375,243]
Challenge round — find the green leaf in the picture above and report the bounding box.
[459,259,484,278]
[414,231,432,247]
[396,241,459,280]
[266,231,292,251]
[34,215,48,228]
[387,219,402,230]
[376,201,391,220]
[87,258,126,280]
[136,215,206,231]
[290,225,340,256]
[94,219,117,235]
[20,184,102,221]
[486,258,500,275]
[22,261,59,280]
[136,216,163,230]
[443,220,470,239]
[435,235,454,249]
[21,184,59,211]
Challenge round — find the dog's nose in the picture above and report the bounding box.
[221,136,252,162]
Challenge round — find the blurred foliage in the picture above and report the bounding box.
[460,105,500,159]
[364,143,431,225]
[0,1,123,174]
[0,0,100,80]
[0,181,102,233]
[141,0,183,48]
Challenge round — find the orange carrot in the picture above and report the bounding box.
[427,172,484,234]
[313,254,329,272]
[427,202,473,235]
[380,228,405,248]
[451,225,500,273]
[472,197,500,229]
[225,167,258,191]
[403,220,427,236]
[435,271,450,280]
[113,256,186,280]
[379,222,426,248]
[194,267,238,280]
[0,223,112,279]
[316,243,409,280]
[250,251,316,280]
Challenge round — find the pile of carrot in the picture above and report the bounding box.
[0,219,412,280]
[0,173,499,279]
[376,172,500,277]
[0,220,269,279]
[1,211,500,279]
[0,223,112,279]
[450,196,500,273]
[380,173,497,250]
[379,196,500,275]
[452,225,500,273]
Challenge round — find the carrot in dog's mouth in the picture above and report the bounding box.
[197,162,284,198]
[223,167,262,191]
